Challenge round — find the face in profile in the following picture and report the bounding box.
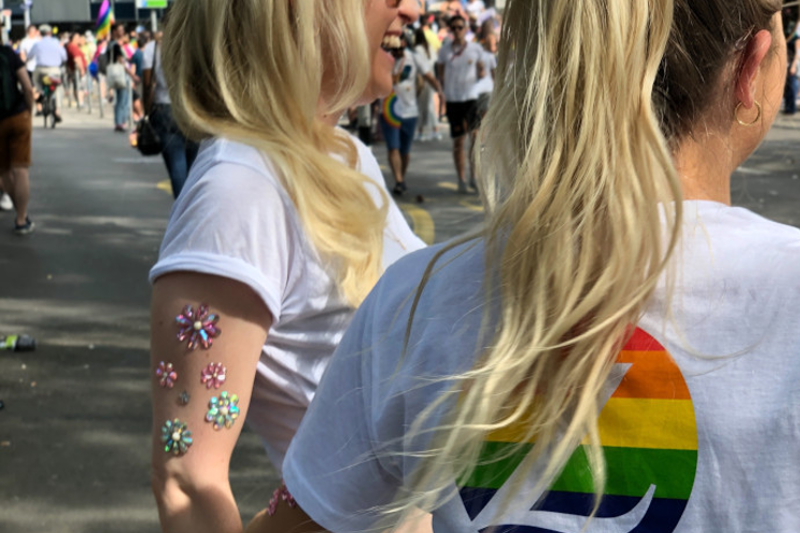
[361,0,419,103]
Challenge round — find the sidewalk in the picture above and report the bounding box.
[0,108,276,533]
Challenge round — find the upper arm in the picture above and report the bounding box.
[16,67,32,95]
[150,272,272,489]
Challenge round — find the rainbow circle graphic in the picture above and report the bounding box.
[459,327,699,532]
[382,93,402,129]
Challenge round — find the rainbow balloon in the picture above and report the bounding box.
[95,0,114,40]
[382,93,402,128]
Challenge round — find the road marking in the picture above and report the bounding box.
[439,181,458,191]
[400,204,435,245]
[157,180,173,195]
[460,198,484,213]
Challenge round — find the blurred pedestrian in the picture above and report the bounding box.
[437,14,484,192]
[66,32,86,109]
[381,32,444,195]
[30,25,65,124]
[415,24,442,141]
[784,8,799,114]
[142,28,198,198]
[107,23,138,132]
[0,44,35,234]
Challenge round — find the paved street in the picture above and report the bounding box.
[0,105,798,533]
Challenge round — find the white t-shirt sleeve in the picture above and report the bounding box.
[150,159,300,321]
[413,50,432,77]
[283,288,401,532]
[142,41,155,70]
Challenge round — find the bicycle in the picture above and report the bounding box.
[40,75,62,129]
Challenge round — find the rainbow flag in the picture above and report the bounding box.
[459,328,698,532]
[95,0,114,40]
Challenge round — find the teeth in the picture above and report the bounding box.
[382,35,402,50]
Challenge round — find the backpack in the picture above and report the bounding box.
[0,50,20,117]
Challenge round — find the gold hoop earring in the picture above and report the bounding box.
[735,101,762,127]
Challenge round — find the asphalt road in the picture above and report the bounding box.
[0,105,798,533]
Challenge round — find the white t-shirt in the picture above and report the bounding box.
[20,36,39,72]
[141,41,170,105]
[438,40,484,102]
[473,50,496,96]
[387,48,431,119]
[149,134,425,468]
[465,0,486,17]
[284,201,800,532]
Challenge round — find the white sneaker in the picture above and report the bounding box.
[0,193,13,211]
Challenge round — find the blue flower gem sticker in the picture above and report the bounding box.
[161,418,193,455]
[205,391,240,430]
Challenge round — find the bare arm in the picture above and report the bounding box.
[151,272,271,533]
[143,69,153,113]
[792,39,800,76]
[16,67,34,111]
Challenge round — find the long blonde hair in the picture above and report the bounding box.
[162,0,386,307]
[392,0,779,525]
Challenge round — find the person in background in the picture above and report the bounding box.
[18,25,39,87]
[0,44,35,235]
[107,23,138,132]
[148,2,425,533]
[437,14,484,193]
[381,32,444,195]
[415,26,442,142]
[142,26,198,199]
[783,7,799,114]
[269,1,800,533]
[129,31,147,124]
[66,32,87,109]
[29,24,65,124]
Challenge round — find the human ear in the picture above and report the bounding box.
[735,29,773,109]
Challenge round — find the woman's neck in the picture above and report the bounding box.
[673,133,735,205]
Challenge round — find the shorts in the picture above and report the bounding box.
[0,111,32,171]
[446,100,480,139]
[380,115,418,155]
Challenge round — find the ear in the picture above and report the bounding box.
[735,29,773,108]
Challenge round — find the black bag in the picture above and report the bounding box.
[136,43,162,156]
[136,116,162,156]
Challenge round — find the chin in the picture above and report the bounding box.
[359,80,393,105]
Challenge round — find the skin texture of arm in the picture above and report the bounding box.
[16,66,34,111]
[151,272,272,533]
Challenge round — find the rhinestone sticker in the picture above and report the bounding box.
[161,418,193,455]
[176,304,221,350]
[155,362,178,389]
[205,391,240,430]
[178,391,191,406]
[200,362,227,389]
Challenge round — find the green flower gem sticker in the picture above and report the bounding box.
[161,418,193,455]
[205,391,240,430]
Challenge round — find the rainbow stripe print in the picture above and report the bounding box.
[382,93,402,128]
[458,328,698,533]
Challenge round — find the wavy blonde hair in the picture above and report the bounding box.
[391,0,779,526]
[162,0,385,307]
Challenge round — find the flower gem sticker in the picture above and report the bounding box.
[205,391,240,430]
[176,304,221,350]
[161,418,193,455]
[200,362,227,389]
[155,361,178,389]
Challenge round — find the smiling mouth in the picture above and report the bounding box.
[381,34,403,53]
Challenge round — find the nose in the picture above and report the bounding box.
[399,0,420,24]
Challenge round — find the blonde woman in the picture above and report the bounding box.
[271,0,800,531]
[148,1,423,533]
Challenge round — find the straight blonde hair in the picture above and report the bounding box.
[162,0,386,307]
[391,0,781,526]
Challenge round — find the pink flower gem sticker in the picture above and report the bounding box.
[156,361,178,389]
[201,362,227,389]
[176,303,221,350]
